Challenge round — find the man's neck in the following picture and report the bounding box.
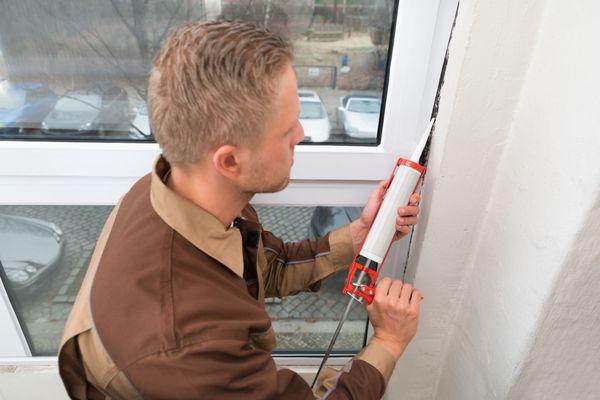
[167,166,252,228]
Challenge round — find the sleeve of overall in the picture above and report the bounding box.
[260,224,356,298]
[314,341,397,399]
[123,338,388,400]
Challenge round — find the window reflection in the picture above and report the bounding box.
[0,0,394,144]
[337,95,381,140]
[0,204,366,355]
[299,89,330,142]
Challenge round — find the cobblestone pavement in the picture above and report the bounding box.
[0,204,366,355]
[0,205,112,355]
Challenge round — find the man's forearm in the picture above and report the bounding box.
[349,218,369,254]
[260,226,355,297]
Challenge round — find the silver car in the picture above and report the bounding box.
[0,214,65,295]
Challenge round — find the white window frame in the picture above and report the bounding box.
[0,0,458,381]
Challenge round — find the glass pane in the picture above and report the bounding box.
[255,205,367,353]
[0,204,366,355]
[0,0,395,144]
[0,205,112,355]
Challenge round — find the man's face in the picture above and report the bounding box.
[238,64,304,194]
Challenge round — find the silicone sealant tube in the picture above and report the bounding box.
[359,159,424,264]
[343,119,433,303]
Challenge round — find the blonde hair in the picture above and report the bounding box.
[148,21,294,165]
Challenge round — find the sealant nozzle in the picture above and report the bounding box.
[409,118,435,163]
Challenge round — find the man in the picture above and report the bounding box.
[58,21,422,399]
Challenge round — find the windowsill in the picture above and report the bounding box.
[0,355,351,368]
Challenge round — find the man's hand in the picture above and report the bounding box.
[349,180,421,253]
[367,277,422,360]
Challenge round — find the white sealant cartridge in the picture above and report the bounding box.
[342,118,434,304]
[359,159,424,263]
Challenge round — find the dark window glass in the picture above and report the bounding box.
[0,204,365,355]
[0,0,396,144]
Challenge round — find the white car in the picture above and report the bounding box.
[337,95,381,139]
[298,89,330,143]
[41,87,132,137]
[41,91,102,134]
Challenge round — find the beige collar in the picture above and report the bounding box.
[149,156,245,278]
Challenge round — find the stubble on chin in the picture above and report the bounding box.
[274,175,291,192]
[241,173,290,196]
[260,174,290,194]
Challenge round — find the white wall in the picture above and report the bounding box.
[387,0,600,399]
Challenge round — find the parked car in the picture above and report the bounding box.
[94,86,131,135]
[308,206,363,241]
[41,90,103,134]
[307,206,363,289]
[0,214,65,295]
[337,95,381,139]
[0,81,57,134]
[41,86,131,137]
[298,89,330,142]
[128,103,152,138]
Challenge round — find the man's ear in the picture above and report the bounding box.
[212,144,241,180]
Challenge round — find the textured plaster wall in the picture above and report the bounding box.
[498,1,600,398]
[435,0,600,395]
[506,203,600,399]
[387,0,547,398]
[388,0,600,399]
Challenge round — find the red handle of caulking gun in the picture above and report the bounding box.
[342,157,425,305]
[342,261,379,304]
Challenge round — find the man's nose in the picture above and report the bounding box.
[295,124,305,145]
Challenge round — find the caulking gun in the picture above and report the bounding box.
[311,118,435,389]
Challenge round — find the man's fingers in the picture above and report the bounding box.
[374,277,392,302]
[378,179,391,199]
[395,226,410,237]
[398,205,420,217]
[368,180,388,204]
[409,193,420,206]
[398,283,413,307]
[387,280,403,299]
[396,216,419,228]
[409,289,423,314]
